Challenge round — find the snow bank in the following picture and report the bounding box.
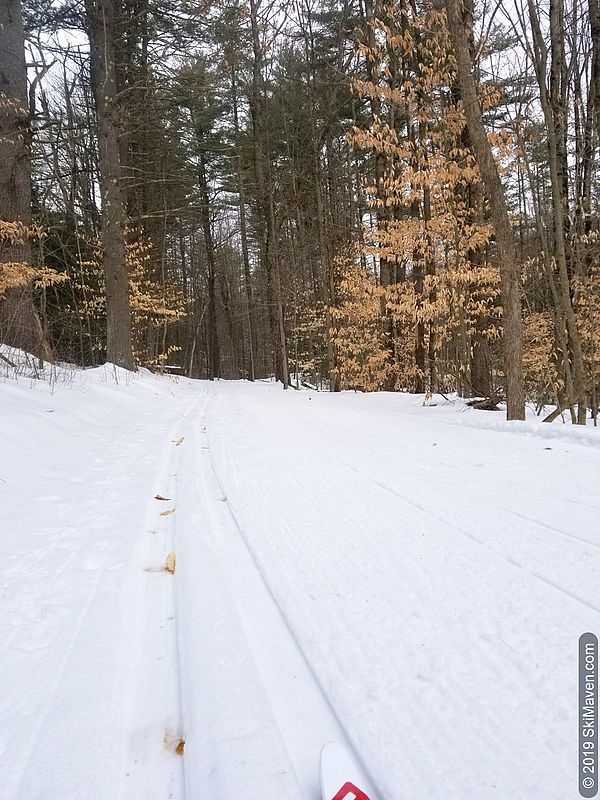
[0,351,199,799]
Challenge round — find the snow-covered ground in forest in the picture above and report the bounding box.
[1,354,599,800]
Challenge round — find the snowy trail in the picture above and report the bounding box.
[206,382,600,800]
[173,386,376,799]
[2,370,600,799]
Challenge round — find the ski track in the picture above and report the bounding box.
[1,373,600,799]
[204,382,600,800]
[172,387,376,800]
[200,392,378,799]
[114,402,198,800]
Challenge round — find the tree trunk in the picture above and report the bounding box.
[268,189,289,388]
[199,154,220,380]
[528,0,588,422]
[445,0,525,420]
[231,65,255,381]
[248,0,288,387]
[86,0,136,370]
[0,0,52,361]
[590,0,600,141]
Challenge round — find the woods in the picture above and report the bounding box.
[1,0,599,422]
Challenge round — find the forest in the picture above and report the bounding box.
[1,0,599,423]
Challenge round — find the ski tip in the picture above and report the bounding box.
[320,740,338,762]
[320,741,373,800]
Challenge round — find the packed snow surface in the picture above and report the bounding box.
[1,360,599,800]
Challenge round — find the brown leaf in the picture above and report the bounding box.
[163,730,185,755]
[165,553,176,574]
[154,494,171,501]
[160,508,175,516]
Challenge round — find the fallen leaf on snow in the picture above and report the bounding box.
[160,508,175,516]
[163,729,185,755]
[154,494,171,501]
[173,436,184,446]
[165,553,176,573]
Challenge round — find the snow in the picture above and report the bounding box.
[1,358,599,799]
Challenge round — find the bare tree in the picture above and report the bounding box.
[445,0,526,420]
[85,0,136,370]
[525,0,589,423]
[0,0,51,360]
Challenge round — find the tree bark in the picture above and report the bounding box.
[527,0,588,422]
[445,0,525,420]
[231,65,256,381]
[248,0,288,386]
[86,0,136,370]
[0,0,52,361]
[591,0,600,141]
[198,154,220,380]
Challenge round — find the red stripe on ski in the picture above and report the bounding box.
[330,781,371,800]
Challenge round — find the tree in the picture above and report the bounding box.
[523,0,589,423]
[0,0,51,360]
[351,0,501,398]
[85,0,136,370]
[11,0,599,414]
[445,0,526,420]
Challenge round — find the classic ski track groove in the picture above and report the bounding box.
[203,384,597,799]
[116,398,203,800]
[199,387,380,800]
[3,376,598,800]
